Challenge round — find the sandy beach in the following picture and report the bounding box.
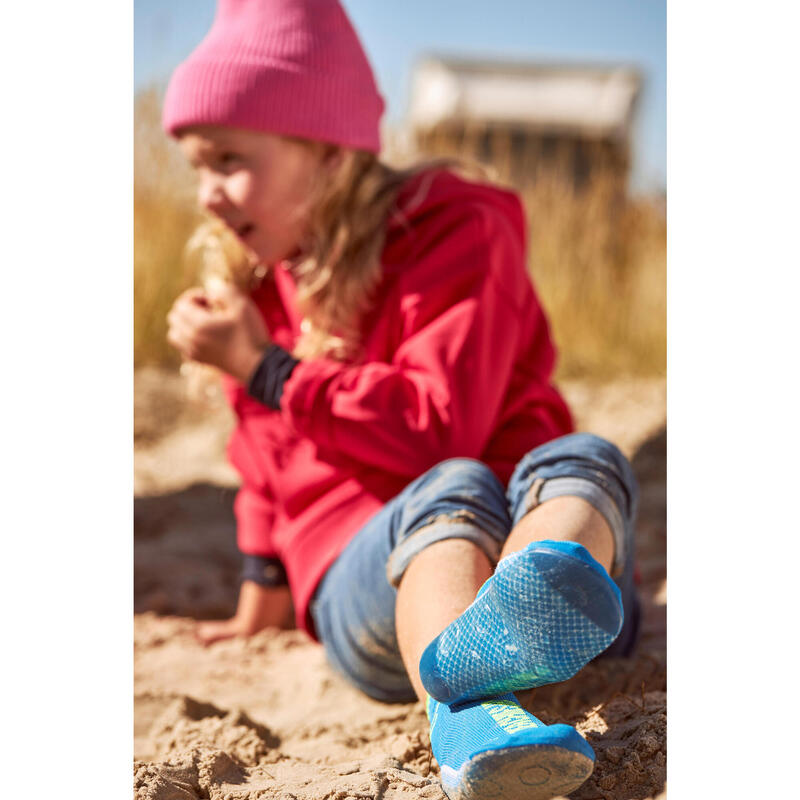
[134,370,666,799]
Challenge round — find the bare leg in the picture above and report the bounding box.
[396,538,492,701]
[501,496,614,572]
[394,488,620,800]
[395,497,615,702]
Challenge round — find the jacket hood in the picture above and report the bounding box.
[383,167,527,269]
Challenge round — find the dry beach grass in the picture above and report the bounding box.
[133,87,665,380]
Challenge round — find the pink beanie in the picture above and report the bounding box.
[162,0,385,153]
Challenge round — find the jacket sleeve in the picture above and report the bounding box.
[279,204,538,477]
[233,481,279,558]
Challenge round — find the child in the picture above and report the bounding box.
[162,1,640,798]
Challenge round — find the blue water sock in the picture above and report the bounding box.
[420,540,623,704]
[427,692,594,800]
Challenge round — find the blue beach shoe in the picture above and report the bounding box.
[428,692,595,800]
[420,540,623,704]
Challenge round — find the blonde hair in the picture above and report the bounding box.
[186,142,490,363]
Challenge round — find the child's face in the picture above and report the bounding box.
[178,126,326,265]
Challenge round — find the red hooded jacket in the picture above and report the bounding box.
[221,168,573,636]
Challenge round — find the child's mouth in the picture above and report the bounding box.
[236,223,255,240]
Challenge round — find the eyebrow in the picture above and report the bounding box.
[182,130,244,167]
[185,142,224,167]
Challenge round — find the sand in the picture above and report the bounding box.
[134,369,667,799]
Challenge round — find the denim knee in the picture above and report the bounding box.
[386,457,512,587]
[312,584,417,704]
[506,433,638,578]
[311,457,513,702]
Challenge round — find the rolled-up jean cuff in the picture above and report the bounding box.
[386,521,504,588]
[523,476,627,577]
[241,554,289,587]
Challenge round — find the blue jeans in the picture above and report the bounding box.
[310,433,640,703]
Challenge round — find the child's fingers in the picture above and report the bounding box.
[166,308,194,341]
[195,619,240,646]
[169,295,217,331]
[168,289,213,324]
[175,286,209,305]
[166,324,192,356]
[166,312,191,340]
[166,309,203,354]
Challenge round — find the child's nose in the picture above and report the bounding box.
[197,174,228,214]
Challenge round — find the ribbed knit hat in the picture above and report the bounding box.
[162,0,385,153]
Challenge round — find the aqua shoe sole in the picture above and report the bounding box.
[420,540,624,704]
[442,741,594,800]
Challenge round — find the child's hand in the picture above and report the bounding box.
[195,580,294,646]
[195,616,261,646]
[166,284,270,384]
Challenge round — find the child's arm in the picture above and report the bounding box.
[276,205,569,475]
[196,580,294,645]
[197,478,287,645]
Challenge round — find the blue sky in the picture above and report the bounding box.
[134,0,665,192]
